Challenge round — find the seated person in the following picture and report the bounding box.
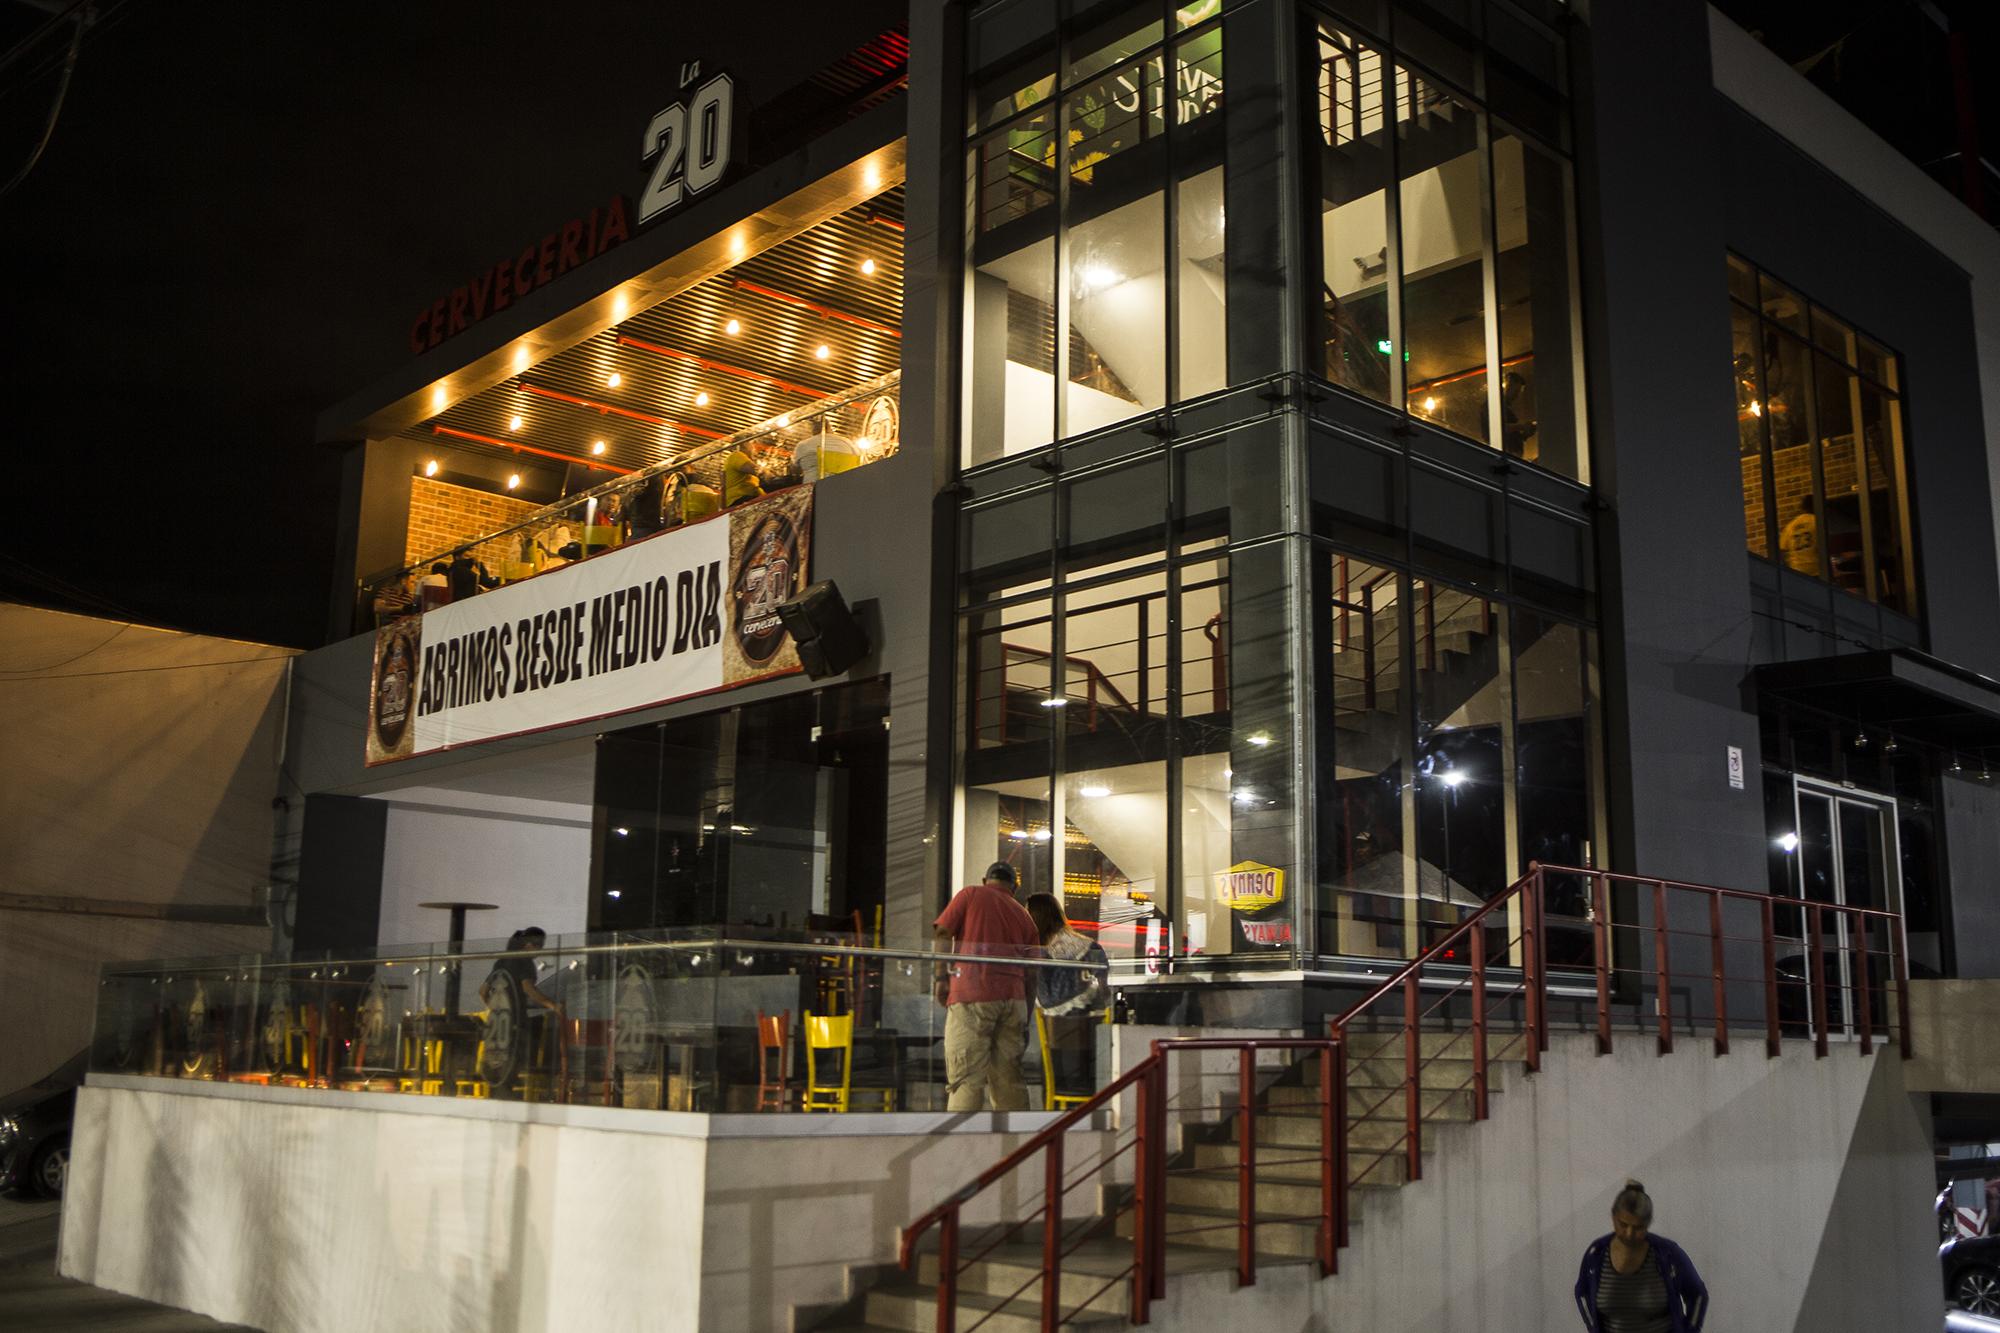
[418,562,451,609]
[447,550,499,601]
[624,474,666,542]
[372,574,415,625]
[793,430,864,482]
[723,450,766,508]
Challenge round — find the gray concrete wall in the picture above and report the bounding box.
[1131,1035,1936,1333]
[0,606,293,1094]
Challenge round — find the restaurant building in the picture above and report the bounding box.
[57,2,2000,1329]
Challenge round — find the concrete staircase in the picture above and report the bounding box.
[806,1027,1532,1331]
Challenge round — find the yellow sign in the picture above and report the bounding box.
[1217,861,1284,912]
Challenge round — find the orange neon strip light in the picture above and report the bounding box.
[615,335,831,398]
[730,279,902,337]
[514,382,728,440]
[431,424,634,474]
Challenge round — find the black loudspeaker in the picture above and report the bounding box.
[777,580,869,679]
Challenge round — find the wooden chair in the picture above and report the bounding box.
[803,1012,895,1113]
[756,1009,794,1112]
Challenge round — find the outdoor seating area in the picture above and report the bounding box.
[89,929,1105,1116]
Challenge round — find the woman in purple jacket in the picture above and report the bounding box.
[1574,1179,1708,1332]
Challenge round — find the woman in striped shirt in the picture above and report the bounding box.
[1573,1179,1709,1332]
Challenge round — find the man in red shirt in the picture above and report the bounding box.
[932,862,1041,1112]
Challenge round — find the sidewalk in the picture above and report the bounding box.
[0,1195,247,1330]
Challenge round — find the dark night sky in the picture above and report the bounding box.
[0,0,902,649]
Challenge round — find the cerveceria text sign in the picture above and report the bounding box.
[365,486,810,765]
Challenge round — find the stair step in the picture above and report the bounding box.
[1327,1030,1533,1062]
[1269,1055,1516,1093]
[1116,1204,1332,1260]
[1194,1135,1422,1174]
[1232,1088,1476,1139]
[1168,1158,1403,1212]
[912,1241,1133,1316]
[862,1282,1127,1332]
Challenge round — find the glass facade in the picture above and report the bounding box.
[963,2,1230,465]
[1310,3,1584,481]
[953,0,1592,971]
[1730,253,1917,616]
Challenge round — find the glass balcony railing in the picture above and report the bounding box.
[361,368,900,631]
[91,926,1110,1115]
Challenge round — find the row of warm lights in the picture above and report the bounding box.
[423,457,521,490]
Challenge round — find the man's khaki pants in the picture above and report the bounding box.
[944,999,1027,1111]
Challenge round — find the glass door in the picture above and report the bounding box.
[1787,779,1901,1040]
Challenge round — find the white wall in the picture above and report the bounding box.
[60,1078,1104,1333]
[375,791,590,947]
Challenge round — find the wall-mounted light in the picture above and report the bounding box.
[1777,831,1799,852]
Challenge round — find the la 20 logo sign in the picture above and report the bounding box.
[639,62,737,225]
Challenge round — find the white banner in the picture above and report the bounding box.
[366,486,811,764]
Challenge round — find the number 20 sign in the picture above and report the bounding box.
[639,65,737,225]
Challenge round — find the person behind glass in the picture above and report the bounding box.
[371,573,415,627]
[1024,893,1108,1100]
[447,549,498,601]
[1574,1178,1708,1332]
[931,862,1040,1112]
[418,561,450,610]
[482,928,565,1026]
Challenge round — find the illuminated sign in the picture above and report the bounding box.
[1217,861,1284,912]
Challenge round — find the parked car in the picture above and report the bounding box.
[1944,1233,2000,1316]
[0,1050,83,1200]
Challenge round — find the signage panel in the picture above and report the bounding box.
[1217,860,1285,913]
[365,486,811,765]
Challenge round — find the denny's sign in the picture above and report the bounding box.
[1217,861,1285,913]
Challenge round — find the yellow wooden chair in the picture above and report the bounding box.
[1035,1008,1095,1111]
[802,1012,895,1113]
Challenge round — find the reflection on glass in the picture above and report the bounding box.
[1762,328,1819,577]
[1759,272,1808,336]
[965,127,1058,465]
[1317,22,1393,404]
[1413,581,1506,921]
[1322,555,1409,958]
[1513,612,1592,965]
[1398,71,1488,442]
[1733,304,1770,558]
[1492,133,1581,479]
[1175,159,1227,398]
[1179,558,1233,957]
[1815,356,1866,597]
[1858,380,1915,615]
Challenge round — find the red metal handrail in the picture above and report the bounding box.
[899,1036,1346,1332]
[1333,862,1913,1186]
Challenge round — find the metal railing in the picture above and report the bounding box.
[1331,862,1912,1189]
[899,1036,1345,1332]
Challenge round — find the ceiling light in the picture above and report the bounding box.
[695,391,710,407]
[1441,770,1467,788]
[861,257,877,276]
[509,414,524,431]
[424,460,439,477]
[1777,832,1799,852]
[1232,788,1257,805]
[1078,264,1121,292]
[430,386,447,410]
[1247,731,1272,747]
[1421,395,1438,414]
[1040,697,1068,709]
[864,163,882,190]
[513,347,530,371]
[1008,830,1029,841]
[607,371,622,388]
[1079,784,1110,799]
[607,889,622,899]
[591,440,607,455]
[1031,829,1053,842]
[506,474,521,490]
[725,318,741,335]
[612,292,630,320]
[814,343,831,360]
[775,414,791,428]
[614,827,629,836]
[1748,399,1763,417]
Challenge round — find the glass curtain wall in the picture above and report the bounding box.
[1310,3,1583,481]
[964,1,1230,466]
[1729,253,1917,616]
[1315,545,1600,961]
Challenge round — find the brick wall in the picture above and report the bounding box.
[1741,434,1888,559]
[403,476,541,573]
